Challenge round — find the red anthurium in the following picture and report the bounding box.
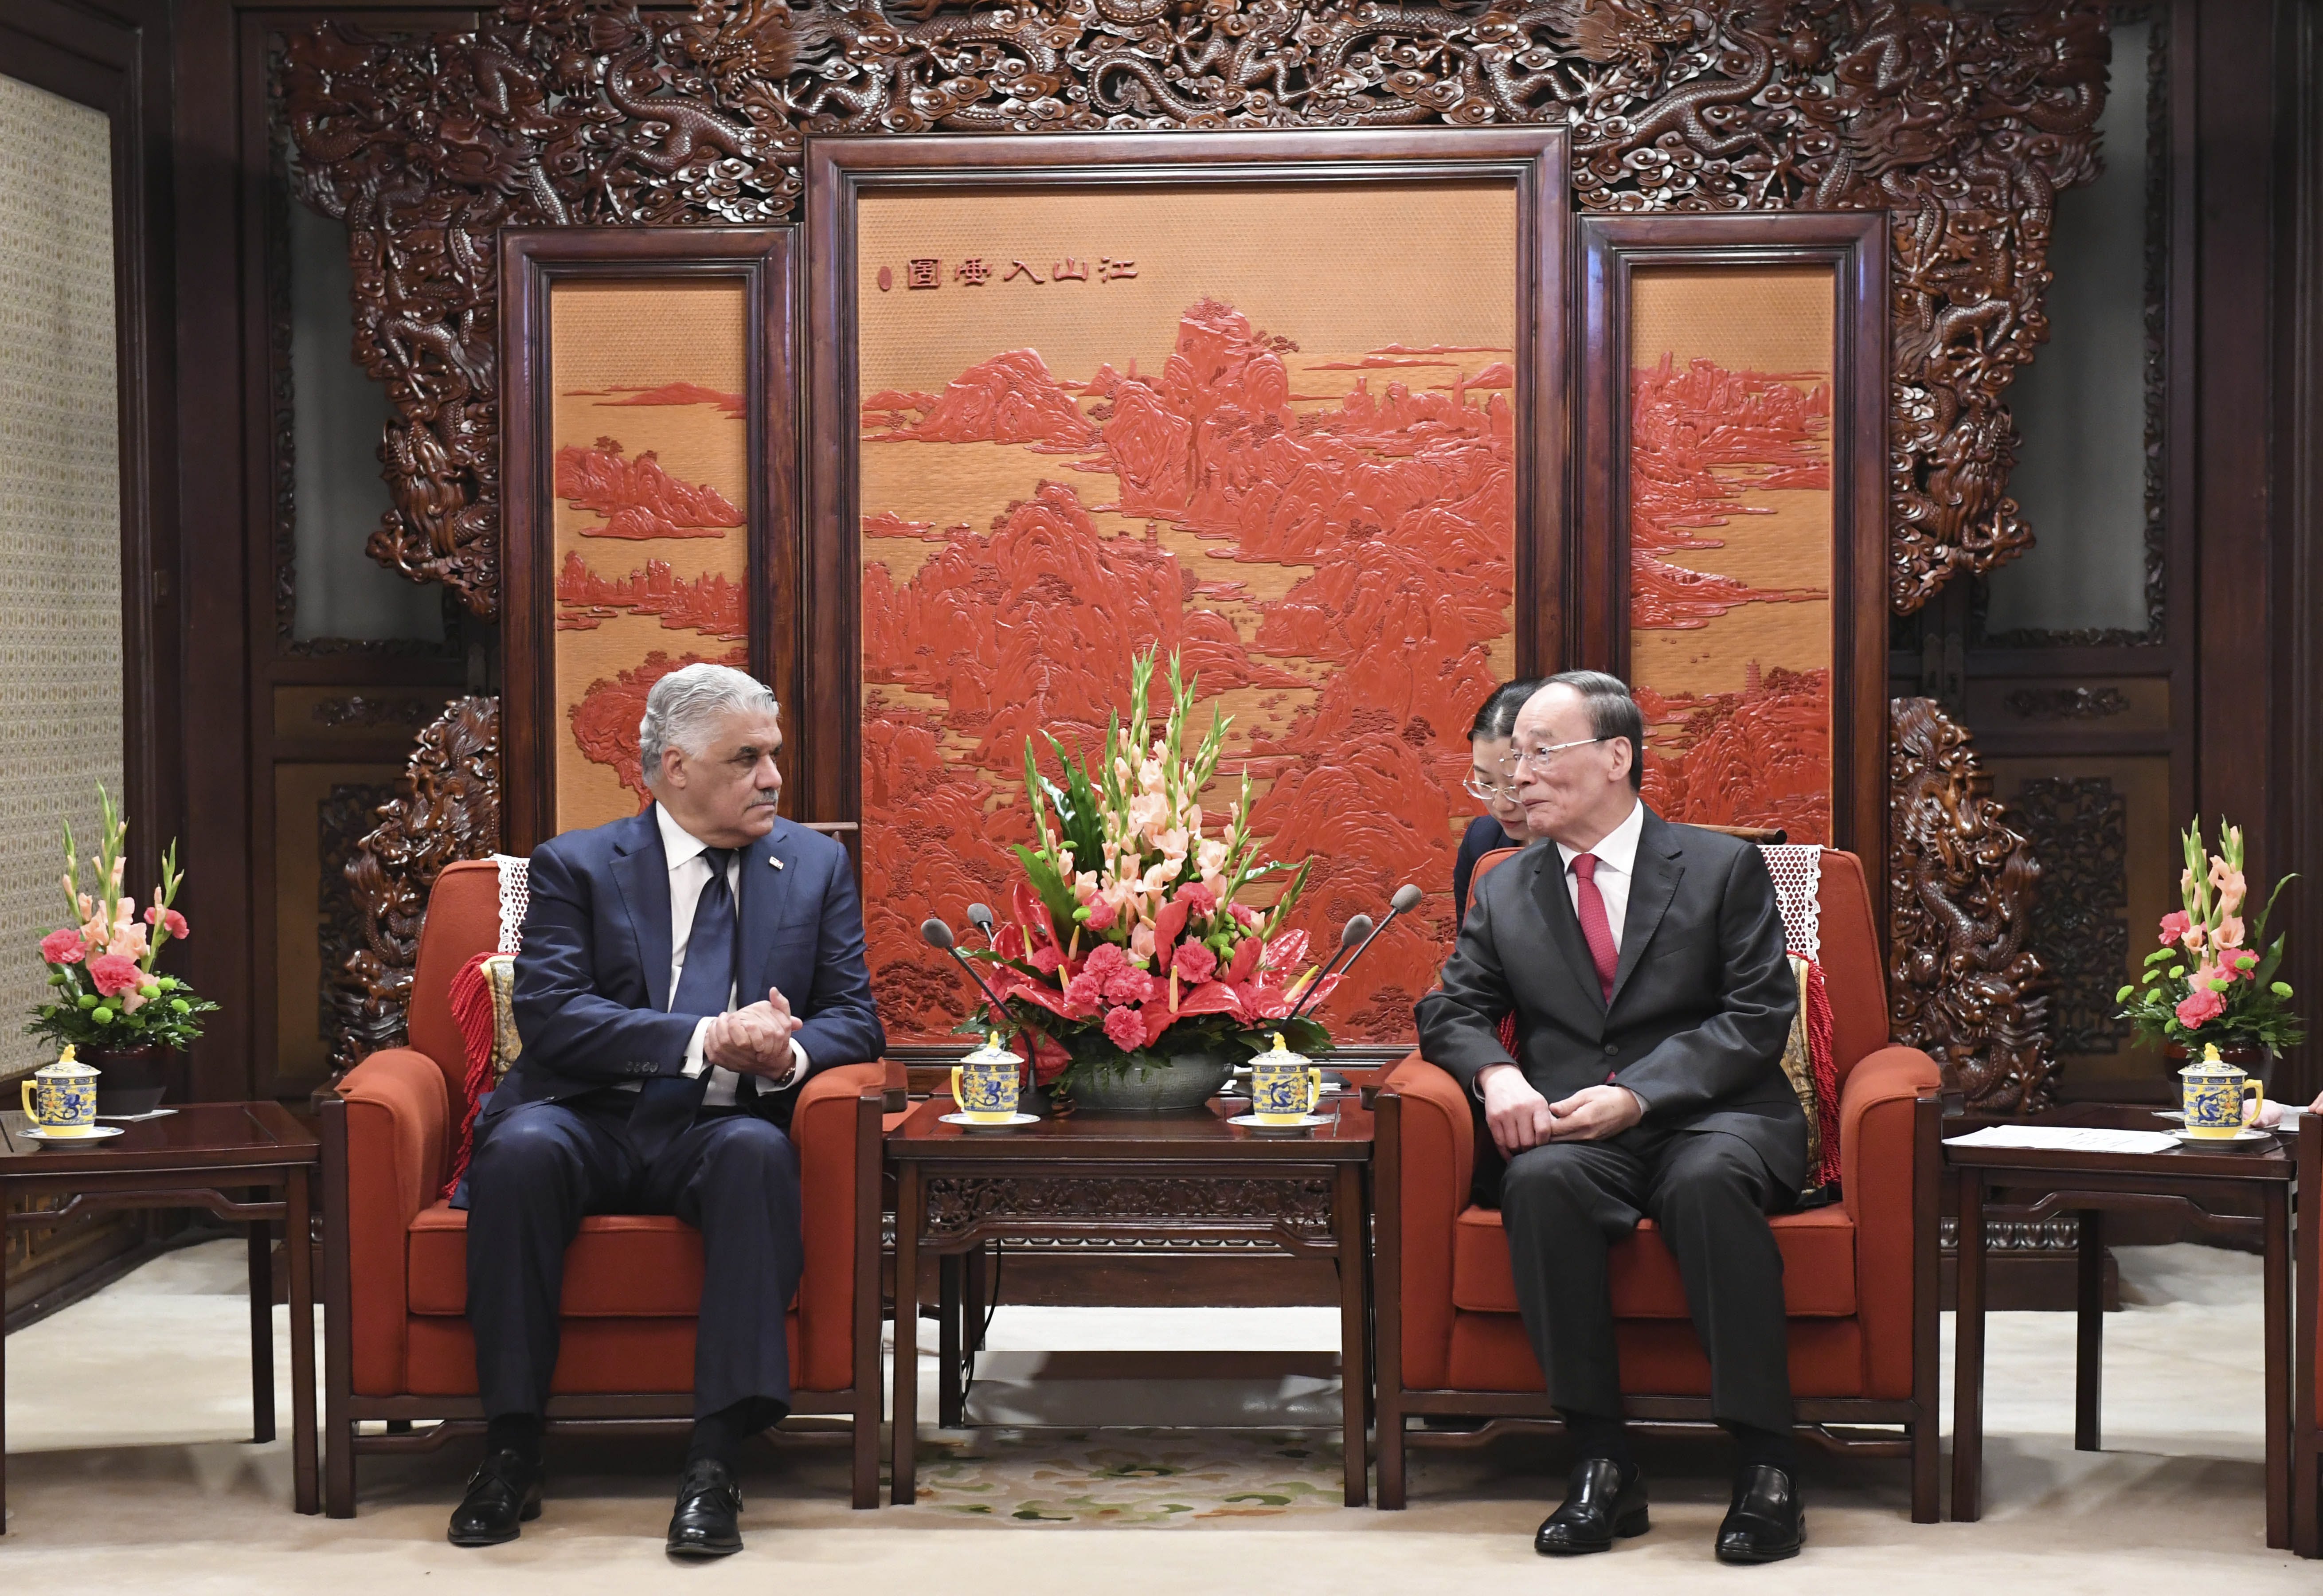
[1172,981,1238,1018]
[1138,1002,1181,1049]
[1224,935,1264,985]
[1151,897,1192,960]
[1013,882,1058,951]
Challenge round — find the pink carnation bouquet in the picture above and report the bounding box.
[27,786,217,1053]
[2116,817,2301,1055]
[961,649,1336,1093]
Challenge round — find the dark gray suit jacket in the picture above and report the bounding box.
[1413,807,1807,1193]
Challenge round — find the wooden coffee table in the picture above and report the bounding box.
[0,1101,321,1528]
[885,1093,1375,1506]
[1946,1103,2296,1545]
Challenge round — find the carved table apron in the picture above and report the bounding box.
[886,1095,1374,1506]
[1945,1104,2297,1545]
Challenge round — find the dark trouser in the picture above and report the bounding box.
[465,1092,803,1421]
[1498,1126,1793,1437]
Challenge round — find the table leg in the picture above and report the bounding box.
[2076,1208,2104,1452]
[892,1164,920,1506]
[1950,1170,1987,1521]
[1335,1165,1369,1507]
[287,1167,319,1515]
[938,1253,964,1429]
[249,1206,276,1444]
[966,1242,989,1353]
[2267,1182,2292,1549]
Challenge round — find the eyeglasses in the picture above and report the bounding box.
[1508,735,1607,773]
[1462,771,1520,803]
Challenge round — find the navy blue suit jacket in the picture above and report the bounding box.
[482,806,884,1133]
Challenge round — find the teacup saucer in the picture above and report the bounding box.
[939,1111,1038,1131]
[2173,1127,2276,1151]
[20,1124,125,1143]
[1228,1112,1331,1133]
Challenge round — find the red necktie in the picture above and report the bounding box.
[1572,853,1618,1004]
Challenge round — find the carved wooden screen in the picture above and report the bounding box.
[807,131,1567,1049]
[500,229,796,851]
[1579,216,1888,873]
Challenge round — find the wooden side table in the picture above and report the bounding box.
[1946,1105,2296,1545]
[0,1101,321,1529]
[885,1095,1376,1506]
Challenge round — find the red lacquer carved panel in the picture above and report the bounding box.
[1627,267,1836,845]
[855,184,1522,1044]
[549,281,751,830]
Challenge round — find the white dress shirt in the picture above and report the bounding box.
[1553,798,1646,951]
[657,804,807,1104]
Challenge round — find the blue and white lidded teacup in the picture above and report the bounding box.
[21,1045,101,1137]
[951,1033,1023,1123]
[1251,1033,1323,1125]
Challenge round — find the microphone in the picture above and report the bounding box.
[921,916,1016,1022]
[966,902,996,943]
[1288,884,1423,1021]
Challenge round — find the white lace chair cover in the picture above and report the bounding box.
[492,854,529,954]
[1756,843,1823,962]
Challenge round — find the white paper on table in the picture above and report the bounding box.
[1941,1125,2182,1155]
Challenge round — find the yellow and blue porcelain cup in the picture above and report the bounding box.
[20,1045,100,1137]
[2180,1042,2261,1138]
[950,1035,1022,1124]
[1251,1033,1323,1125]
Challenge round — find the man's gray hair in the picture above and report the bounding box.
[638,663,778,787]
[1537,669,1646,791]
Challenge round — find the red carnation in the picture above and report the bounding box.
[1172,941,1218,984]
[144,905,189,941]
[89,953,143,998]
[39,928,87,966]
[1177,882,1217,918]
[2175,986,2227,1028]
[1102,1005,1146,1051]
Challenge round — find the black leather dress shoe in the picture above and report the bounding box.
[1534,1458,1649,1555]
[1716,1464,1804,1563]
[667,1459,745,1558]
[447,1448,543,1546]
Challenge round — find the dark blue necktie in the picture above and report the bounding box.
[630,847,736,1158]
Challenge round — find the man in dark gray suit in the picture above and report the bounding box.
[1414,671,1806,1563]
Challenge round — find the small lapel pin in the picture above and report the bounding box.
[768,856,785,870]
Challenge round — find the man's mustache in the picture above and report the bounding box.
[746,787,780,806]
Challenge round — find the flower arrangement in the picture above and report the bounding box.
[964,649,1338,1092]
[2116,817,2302,1055]
[27,787,217,1053]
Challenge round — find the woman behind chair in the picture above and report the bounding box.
[1452,677,1543,927]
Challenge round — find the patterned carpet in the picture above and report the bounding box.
[910,1429,1345,1525]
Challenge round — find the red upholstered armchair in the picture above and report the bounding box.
[319,859,890,1515]
[1373,845,1943,1519]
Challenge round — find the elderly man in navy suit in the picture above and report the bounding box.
[449,663,883,1557]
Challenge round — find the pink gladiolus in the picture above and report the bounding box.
[145,905,188,940]
[106,923,148,962]
[120,990,147,1014]
[2159,911,2191,947]
[2183,923,2207,955]
[1102,1005,1146,1051]
[2217,915,2246,950]
[1130,923,1156,961]
[1172,941,1218,984]
[39,927,86,965]
[88,953,142,998]
[2175,986,2227,1028]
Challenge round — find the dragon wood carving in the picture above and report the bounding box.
[283,0,2108,617]
[330,696,503,1075]
[1888,695,2054,1112]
